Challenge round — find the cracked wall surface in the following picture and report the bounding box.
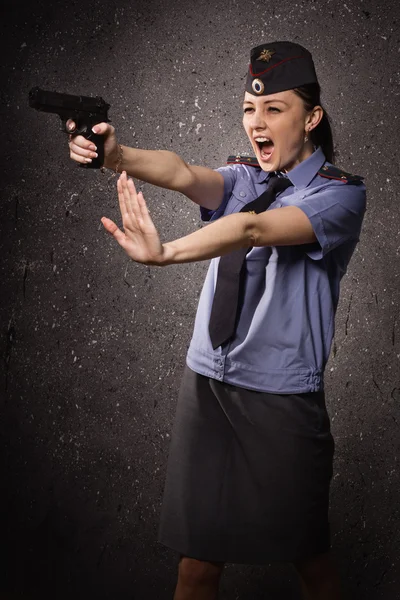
[1,0,399,598]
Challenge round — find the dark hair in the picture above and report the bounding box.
[293,82,335,164]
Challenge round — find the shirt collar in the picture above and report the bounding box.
[255,146,326,189]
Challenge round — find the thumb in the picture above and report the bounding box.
[92,122,111,135]
[101,217,127,245]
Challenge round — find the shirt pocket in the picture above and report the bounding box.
[226,184,255,214]
[217,194,243,217]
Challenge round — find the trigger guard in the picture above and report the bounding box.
[71,123,89,137]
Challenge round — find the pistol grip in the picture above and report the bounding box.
[81,130,104,169]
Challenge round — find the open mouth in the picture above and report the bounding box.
[255,137,274,161]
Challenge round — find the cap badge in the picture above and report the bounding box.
[251,78,265,94]
[257,49,275,62]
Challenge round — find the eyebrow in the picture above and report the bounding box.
[243,99,289,106]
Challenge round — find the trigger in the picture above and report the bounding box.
[75,123,88,136]
[69,123,88,137]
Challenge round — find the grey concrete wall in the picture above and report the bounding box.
[1,0,399,598]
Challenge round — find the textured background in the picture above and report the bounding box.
[1,0,399,598]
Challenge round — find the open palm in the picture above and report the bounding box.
[101,171,164,265]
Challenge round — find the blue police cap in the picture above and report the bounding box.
[245,41,318,96]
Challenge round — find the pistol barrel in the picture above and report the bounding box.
[28,87,110,118]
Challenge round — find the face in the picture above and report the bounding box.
[242,90,322,172]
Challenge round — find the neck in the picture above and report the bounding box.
[282,142,315,173]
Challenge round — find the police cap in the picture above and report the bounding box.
[245,41,318,96]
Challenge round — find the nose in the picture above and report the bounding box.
[248,107,267,130]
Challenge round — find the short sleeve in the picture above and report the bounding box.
[199,166,238,222]
[298,182,367,260]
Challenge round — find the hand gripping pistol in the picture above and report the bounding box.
[29,87,111,169]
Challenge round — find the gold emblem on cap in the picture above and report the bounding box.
[257,49,275,62]
[252,78,264,95]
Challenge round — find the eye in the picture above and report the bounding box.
[268,106,281,113]
[243,107,254,114]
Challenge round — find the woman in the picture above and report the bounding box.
[69,41,366,600]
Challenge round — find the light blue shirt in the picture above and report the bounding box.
[186,147,366,393]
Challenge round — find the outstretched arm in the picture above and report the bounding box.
[68,120,224,209]
[102,173,316,266]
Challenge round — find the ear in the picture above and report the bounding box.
[306,105,323,132]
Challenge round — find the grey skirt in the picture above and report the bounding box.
[158,366,334,564]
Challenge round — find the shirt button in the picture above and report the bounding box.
[239,191,246,198]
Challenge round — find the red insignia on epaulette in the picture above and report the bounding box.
[318,164,364,184]
[227,154,259,167]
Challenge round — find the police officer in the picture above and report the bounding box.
[69,41,366,600]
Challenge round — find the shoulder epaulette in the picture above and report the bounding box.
[227,154,259,167]
[318,164,364,184]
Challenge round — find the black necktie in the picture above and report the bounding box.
[208,175,293,350]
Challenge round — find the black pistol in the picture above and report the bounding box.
[29,87,111,169]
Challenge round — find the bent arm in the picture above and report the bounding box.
[106,145,225,210]
[161,206,316,265]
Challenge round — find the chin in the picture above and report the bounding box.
[258,156,280,172]
[258,163,275,172]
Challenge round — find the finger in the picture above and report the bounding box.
[101,217,128,247]
[122,173,140,222]
[135,189,152,224]
[117,173,129,219]
[126,180,153,228]
[118,173,140,228]
[66,119,76,132]
[127,179,148,227]
[69,141,98,163]
[69,150,93,165]
[69,135,98,155]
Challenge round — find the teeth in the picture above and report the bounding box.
[255,137,271,142]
